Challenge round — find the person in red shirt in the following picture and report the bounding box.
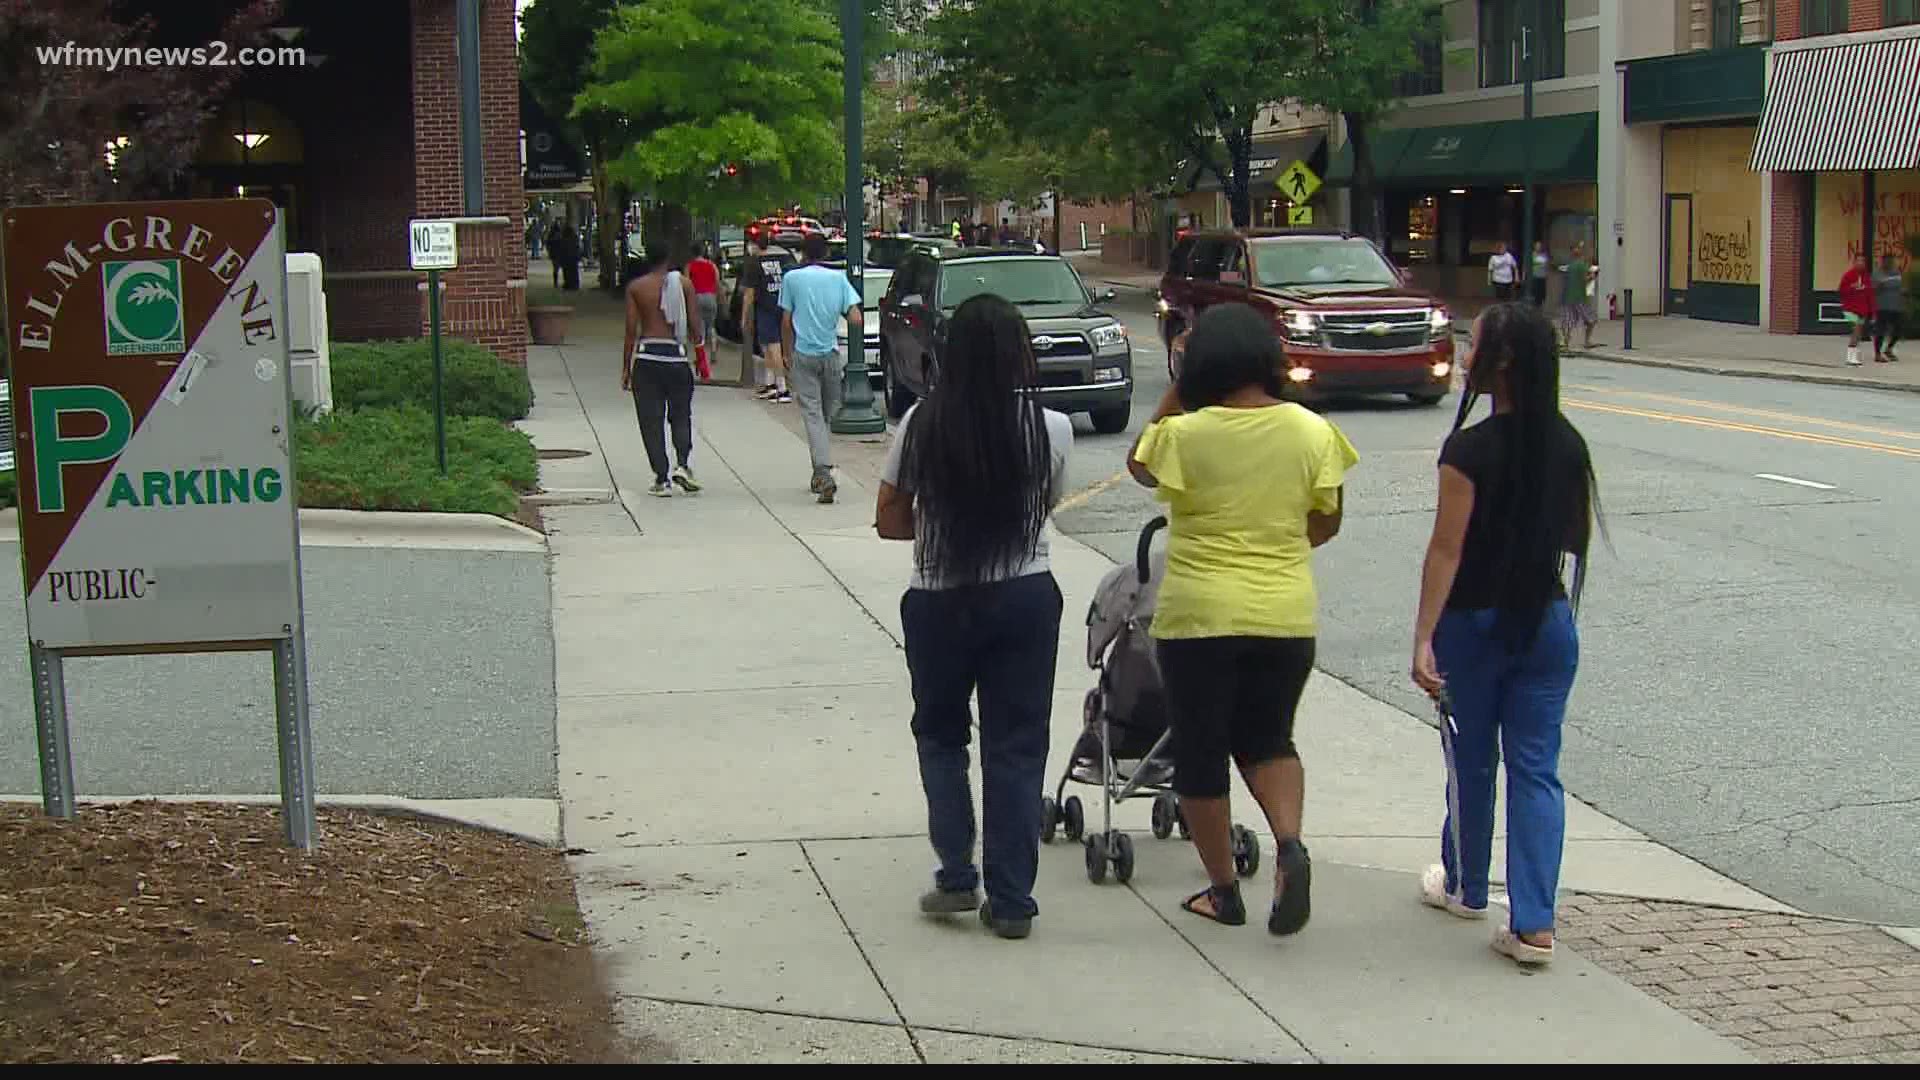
[688,244,722,381]
[1839,254,1877,367]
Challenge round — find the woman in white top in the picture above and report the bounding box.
[1488,242,1519,301]
[875,293,1074,940]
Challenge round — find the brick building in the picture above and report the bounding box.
[173,0,527,361]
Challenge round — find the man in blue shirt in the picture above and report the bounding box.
[780,233,863,503]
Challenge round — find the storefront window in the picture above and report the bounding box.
[1479,0,1566,87]
[1803,0,1847,34]
[1406,196,1438,264]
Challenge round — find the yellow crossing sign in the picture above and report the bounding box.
[1276,159,1321,202]
[1288,205,1314,225]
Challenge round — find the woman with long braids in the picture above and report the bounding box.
[874,294,1073,941]
[1411,300,1603,966]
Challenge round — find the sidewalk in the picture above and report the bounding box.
[523,286,1916,1063]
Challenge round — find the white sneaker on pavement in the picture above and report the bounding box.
[1419,864,1488,920]
[1492,924,1555,966]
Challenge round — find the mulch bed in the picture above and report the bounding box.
[0,801,625,1064]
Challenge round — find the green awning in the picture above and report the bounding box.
[1324,128,1418,186]
[1388,121,1504,183]
[1476,113,1599,185]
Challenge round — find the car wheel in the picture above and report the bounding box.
[1408,391,1446,407]
[1089,401,1131,435]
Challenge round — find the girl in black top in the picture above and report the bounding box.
[1411,301,1602,966]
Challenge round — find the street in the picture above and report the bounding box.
[1041,287,1920,926]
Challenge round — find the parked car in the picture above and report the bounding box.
[879,249,1133,433]
[1156,228,1455,405]
[836,269,893,392]
[717,243,795,343]
[748,215,825,249]
[866,233,957,269]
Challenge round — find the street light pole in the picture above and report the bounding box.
[1519,3,1536,277]
[833,0,885,434]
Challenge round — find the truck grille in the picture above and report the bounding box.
[1319,312,1432,353]
[1030,334,1091,359]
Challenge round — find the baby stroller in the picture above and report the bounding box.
[1040,516,1263,886]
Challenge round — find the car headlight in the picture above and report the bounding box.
[1094,366,1126,383]
[1091,323,1128,353]
[1429,307,1451,334]
[1154,295,1171,316]
[1283,311,1320,343]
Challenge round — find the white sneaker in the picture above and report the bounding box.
[648,480,674,498]
[1492,925,1554,966]
[1846,347,1862,367]
[1419,864,1488,920]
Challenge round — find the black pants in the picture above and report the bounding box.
[561,258,580,291]
[902,572,1062,919]
[1874,311,1904,353]
[630,360,694,482]
[1155,636,1315,799]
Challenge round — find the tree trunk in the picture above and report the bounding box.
[1226,125,1253,229]
[1344,111,1387,249]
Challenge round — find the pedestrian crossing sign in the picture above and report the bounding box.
[1288,206,1314,225]
[1276,160,1321,203]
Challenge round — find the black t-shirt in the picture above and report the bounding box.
[739,251,787,317]
[1439,413,1589,611]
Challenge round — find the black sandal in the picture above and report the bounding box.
[1268,839,1312,936]
[1181,882,1247,926]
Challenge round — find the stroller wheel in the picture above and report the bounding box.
[1062,797,1085,843]
[1083,836,1108,884]
[1040,796,1059,844]
[1231,825,1261,879]
[1112,832,1136,884]
[1151,794,1176,840]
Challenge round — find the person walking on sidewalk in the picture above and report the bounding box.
[875,294,1073,941]
[1840,253,1878,367]
[1487,242,1519,302]
[621,245,705,498]
[780,234,863,503]
[1127,303,1358,935]
[688,244,721,382]
[1557,241,1597,350]
[741,234,790,400]
[1528,241,1550,307]
[1411,301,1602,967]
[1872,252,1906,362]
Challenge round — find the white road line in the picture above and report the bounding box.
[1755,473,1837,491]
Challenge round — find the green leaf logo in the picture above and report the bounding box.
[103,259,186,356]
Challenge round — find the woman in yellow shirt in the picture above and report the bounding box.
[1128,303,1358,934]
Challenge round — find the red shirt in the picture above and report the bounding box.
[1839,266,1876,318]
[688,257,719,295]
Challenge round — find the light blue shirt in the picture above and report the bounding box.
[779,263,861,358]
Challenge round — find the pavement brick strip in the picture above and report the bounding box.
[1557,895,1920,1064]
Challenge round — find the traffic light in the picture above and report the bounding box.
[725,163,738,176]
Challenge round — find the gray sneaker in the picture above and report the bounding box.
[815,473,837,504]
[919,887,980,914]
[979,900,1032,940]
[648,480,673,498]
[671,465,702,494]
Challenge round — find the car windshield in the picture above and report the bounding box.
[1251,238,1399,288]
[940,259,1087,309]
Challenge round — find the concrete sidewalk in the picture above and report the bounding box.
[520,289,1788,1063]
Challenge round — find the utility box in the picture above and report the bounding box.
[285,252,333,415]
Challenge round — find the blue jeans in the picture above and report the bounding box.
[901,572,1062,918]
[1433,600,1579,934]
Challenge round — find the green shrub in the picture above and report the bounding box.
[330,338,533,421]
[294,406,536,517]
[0,470,15,511]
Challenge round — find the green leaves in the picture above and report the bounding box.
[576,0,847,221]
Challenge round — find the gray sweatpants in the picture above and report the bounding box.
[788,351,843,476]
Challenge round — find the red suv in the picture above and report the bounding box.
[1157,228,1455,405]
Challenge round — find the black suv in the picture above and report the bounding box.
[878,249,1134,433]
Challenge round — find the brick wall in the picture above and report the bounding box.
[1770,172,1806,333]
[1058,200,1135,251]
[1777,0,1801,37]
[1850,0,1885,32]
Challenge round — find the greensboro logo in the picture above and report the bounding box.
[103,258,185,356]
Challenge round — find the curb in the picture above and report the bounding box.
[1569,347,1920,395]
[0,507,548,552]
[0,793,563,849]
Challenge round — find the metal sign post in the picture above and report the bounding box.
[409,220,458,475]
[3,198,315,848]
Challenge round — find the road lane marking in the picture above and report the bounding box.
[1563,399,1920,459]
[1755,473,1837,490]
[1565,384,1920,442]
[1057,468,1133,512]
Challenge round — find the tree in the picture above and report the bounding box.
[930,0,1435,230]
[519,0,627,289]
[576,0,844,256]
[0,0,280,206]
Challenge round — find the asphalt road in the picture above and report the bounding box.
[0,546,557,800]
[1055,287,1920,926]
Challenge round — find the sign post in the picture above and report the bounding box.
[2,198,316,847]
[408,220,458,475]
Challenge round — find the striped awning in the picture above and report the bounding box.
[1749,35,1920,172]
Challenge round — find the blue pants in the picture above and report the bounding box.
[901,572,1062,918]
[1433,601,1578,934]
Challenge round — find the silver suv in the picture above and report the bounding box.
[877,250,1134,433]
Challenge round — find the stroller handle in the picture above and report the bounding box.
[1135,516,1169,584]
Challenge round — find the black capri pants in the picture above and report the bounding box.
[1155,636,1315,799]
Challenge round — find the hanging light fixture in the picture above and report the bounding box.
[233,132,271,149]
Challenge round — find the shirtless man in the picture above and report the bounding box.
[622,246,705,497]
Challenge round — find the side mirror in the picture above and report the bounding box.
[1098,286,1118,302]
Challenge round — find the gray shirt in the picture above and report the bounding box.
[1874,268,1906,313]
[881,403,1074,591]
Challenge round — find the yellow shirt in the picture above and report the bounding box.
[1132,403,1358,639]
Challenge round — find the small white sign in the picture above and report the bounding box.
[409,219,458,270]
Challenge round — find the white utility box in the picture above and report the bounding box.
[285,252,333,415]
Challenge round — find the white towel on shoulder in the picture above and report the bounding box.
[660,269,689,344]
